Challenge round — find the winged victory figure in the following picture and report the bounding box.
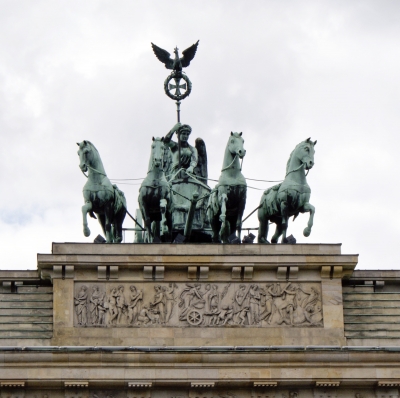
[151,40,199,73]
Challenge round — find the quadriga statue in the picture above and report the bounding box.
[77,141,126,243]
[257,138,316,244]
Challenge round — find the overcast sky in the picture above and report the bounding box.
[0,1,399,270]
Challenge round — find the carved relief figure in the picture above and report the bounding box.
[165,283,178,322]
[232,284,250,325]
[107,287,119,325]
[150,285,166,324]
[216,304,234,325]
[259,283,274,322]
[137,306,151,325]
[74,285,88,326]
[74,282,323,328]
[249,284,261,325]
[116,285,127,324]
[209,284,220,312]
[127,285,143,325]
[89,285,106,325]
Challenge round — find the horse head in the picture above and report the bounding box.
[228,132,246,159]
[150,137,165,170]
[300,137,317,170]
[287,138,317,172]
[77,140,93,173]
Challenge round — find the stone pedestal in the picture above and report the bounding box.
[3,243,400,396]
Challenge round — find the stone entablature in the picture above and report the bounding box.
[34,243,357,347]
[5,243,400,396]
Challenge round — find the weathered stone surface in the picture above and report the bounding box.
[73,282,323,328]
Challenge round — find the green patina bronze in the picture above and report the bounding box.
[151,41,199,74]
[163,123,210,241]
[257,138,317,244]
[138,137,171,243]
[77,141,126,243]
[207,132,247,243]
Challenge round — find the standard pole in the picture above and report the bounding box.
[176,100,181,170]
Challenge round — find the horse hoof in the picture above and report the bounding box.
[258,237,270,244]
[282,237,289,244]
[83,227,91,237]
[303,227,311,237]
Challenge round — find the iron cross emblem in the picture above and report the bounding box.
[169,77,187,96]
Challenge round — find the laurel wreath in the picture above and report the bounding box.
[164,73,192,101]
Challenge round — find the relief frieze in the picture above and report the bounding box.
[74,282,323,328]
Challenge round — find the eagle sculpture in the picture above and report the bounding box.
[151,40,199,73]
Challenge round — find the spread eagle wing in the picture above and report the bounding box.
[151,43,174,69]
[194,137,208,184]
[180,40,199,68]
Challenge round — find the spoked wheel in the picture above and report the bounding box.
[187,309,203,326]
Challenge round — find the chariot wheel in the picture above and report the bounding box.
[187,309,203,326]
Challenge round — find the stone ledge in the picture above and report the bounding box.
[315,381,340,387]
[128,382,152,388]
[377,381,400,387]
[64,381,89,388]
[50,243,344,256]
[191,382,215,388]
[0,381,25,388]
[254,381,278,387]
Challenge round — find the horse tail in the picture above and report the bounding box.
[259,183,281,217]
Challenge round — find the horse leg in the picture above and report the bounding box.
[160,198,170,242]
[103,205,114,243]
[82,201,92,237]
[301,202,315,237]
[114,207,126,244]
[104,212,111,243]
[219,193,228,243]
[152,221,160,241]
[236,187,247,241]
[271,223,283,244]
[209,213,220,243]
[281,217,289,244]
[258,205,270,244]
[281,200,288,228]
[139,204,152,243]
[97,213,106,237]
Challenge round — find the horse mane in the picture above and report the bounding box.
[285,140,314,174]
[83,140,105,171]
[85,140,99,155]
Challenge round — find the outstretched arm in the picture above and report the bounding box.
[164,123,181,145]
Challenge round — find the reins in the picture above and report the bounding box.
[80,164,107,179]
[285,163,310,177]
[221,154,238,171]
